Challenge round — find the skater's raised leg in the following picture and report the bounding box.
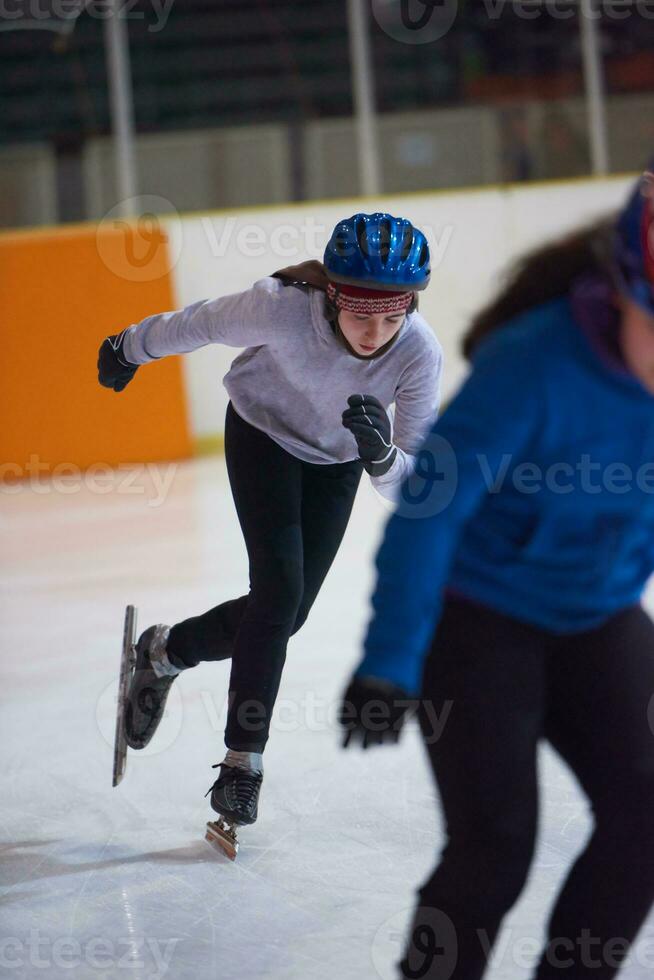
[165,442,362,673]
[165,595,248,668]
[165,403,304,676]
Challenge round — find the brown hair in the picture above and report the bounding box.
[462,215,617,361]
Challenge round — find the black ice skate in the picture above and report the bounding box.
[112,606,184,786]
[205,758,263,860]
[124,622,182,749]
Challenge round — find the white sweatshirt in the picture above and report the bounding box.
[123,277,443,498]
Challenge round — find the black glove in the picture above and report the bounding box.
[339,675,416,749]
[341,394,397,476]
[98,330,139,392]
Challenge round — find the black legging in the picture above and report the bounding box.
[167,402,363,751]
[401,596,654,980]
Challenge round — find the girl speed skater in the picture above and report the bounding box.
[98,212,442,844]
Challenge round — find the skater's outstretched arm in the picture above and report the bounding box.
[98,277,300,391]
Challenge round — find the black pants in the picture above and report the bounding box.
[401,597,654,980]
[167,402,362,752]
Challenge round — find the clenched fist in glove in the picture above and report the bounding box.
[98,329,139,392]
[339,675,416,748]
[342,394,397,476]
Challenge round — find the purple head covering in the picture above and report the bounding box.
[614,162,654,316]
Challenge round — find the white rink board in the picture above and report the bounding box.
[166,175,633,439]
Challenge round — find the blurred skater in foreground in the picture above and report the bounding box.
[341,165,654,978]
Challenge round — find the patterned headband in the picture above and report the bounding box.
[327,282,413,314]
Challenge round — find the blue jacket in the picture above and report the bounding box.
[357,297,654,694]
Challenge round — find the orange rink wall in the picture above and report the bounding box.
[0,222,191,478]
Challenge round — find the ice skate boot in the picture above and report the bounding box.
[205,753,264,860]
[124,622,184,750]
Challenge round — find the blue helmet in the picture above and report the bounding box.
[324,212,431,291]
[614,163,654,315]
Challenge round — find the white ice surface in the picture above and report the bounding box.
[2,457,653,980]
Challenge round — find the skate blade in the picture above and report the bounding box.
[205,819,239,861]
[112,605,138,788]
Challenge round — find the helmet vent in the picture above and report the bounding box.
[401,225,414,262]
[356,218,370,257]
[380,218,392,265]
[334,233,348,257]
[418,241,429,267]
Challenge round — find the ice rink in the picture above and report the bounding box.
[3,456,654,980]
